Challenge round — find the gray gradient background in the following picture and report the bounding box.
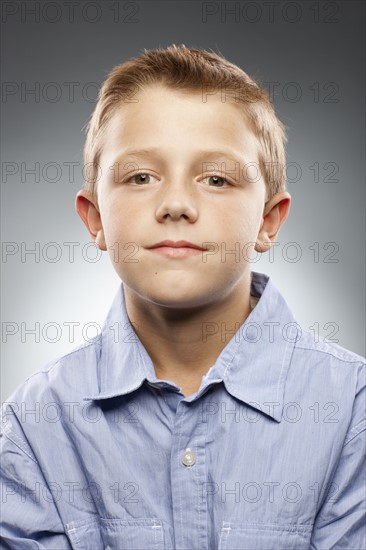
[1,0,365,404]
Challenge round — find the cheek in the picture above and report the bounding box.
[100,200,134,242]
[224,201,262,241]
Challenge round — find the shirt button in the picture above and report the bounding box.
[181,448,196,467]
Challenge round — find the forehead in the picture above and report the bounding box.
[100,84,260,166]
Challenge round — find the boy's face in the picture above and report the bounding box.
[77,84,290,309]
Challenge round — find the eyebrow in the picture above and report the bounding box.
[110,147,249,167]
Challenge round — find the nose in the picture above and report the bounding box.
[155,179,199,223]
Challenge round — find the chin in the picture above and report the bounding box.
[145,289,202,307]
[125,282,209,309]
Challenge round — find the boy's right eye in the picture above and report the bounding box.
[126,173,156,185]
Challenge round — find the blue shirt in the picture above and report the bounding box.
[1,271,365,549]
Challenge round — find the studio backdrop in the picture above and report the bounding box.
[1,0,365,403]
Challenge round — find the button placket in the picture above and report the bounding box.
[170,400,209,549]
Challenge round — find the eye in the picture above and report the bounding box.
[202,175,230,188]
[126,172,156,185]
[125,172,230,187]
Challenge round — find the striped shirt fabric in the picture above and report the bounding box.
[1,271,365,549]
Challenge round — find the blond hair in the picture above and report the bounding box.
[83,44,287,202]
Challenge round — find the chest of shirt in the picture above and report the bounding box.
[24,381,349,550]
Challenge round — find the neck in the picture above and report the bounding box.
[123,273,253,395]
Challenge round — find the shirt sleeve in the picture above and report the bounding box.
[310,363,366,550]
[0,404,72,549]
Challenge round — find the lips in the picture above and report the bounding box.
[147,240,205,251]
[146,240,206,259]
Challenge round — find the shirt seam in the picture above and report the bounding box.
[177,405,186,547]
[221,522,313,531]
[295,344,365,366]
[1,424,38,464]
[343,419,366,447]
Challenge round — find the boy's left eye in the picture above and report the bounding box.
[202,175,230,187]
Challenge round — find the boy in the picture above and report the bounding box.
[1,45,365,549]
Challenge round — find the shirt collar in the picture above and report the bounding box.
[84,271,298,423]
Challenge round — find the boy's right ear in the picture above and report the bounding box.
[75,190,107,251]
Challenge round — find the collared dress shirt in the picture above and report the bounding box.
[1,271,365,549]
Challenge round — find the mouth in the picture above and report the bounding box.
[146,240,206,258]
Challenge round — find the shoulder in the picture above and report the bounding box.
[291,330,365,441]
[293,329,365,384]
[295,328,365,365]
[3,333,103,408]
[292,329,365,390]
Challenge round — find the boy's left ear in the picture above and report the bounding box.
[255,192,291,253]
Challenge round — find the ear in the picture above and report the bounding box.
[255,192,291,253]
[75,190,107,251]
